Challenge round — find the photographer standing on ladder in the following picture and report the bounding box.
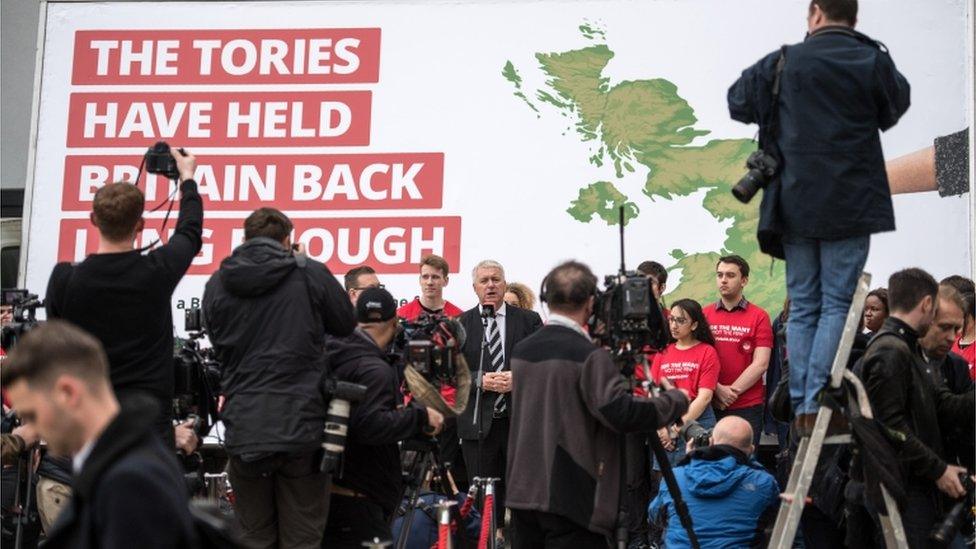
[859,268,974,548]
[505,261,688,548]
[45,145,202,447]
[727,0,910,433]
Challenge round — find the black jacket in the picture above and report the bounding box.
[728,26,910,257]
[859,318,974,485]
[203,238,355,455]
[457,304,543,440]
[43,397,195,549]
[326,328,428,514]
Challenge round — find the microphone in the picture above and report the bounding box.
[481,303,496,319]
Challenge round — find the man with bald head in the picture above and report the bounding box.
[649,416,779,548]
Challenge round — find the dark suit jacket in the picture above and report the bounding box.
[457,304,543,440]
[43,396,196,549]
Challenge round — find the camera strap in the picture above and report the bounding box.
[764,45,788,146]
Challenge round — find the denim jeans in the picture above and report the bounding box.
[783,235,870,414]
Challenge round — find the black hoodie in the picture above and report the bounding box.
[327,328,428,514]
[203,237,355,455]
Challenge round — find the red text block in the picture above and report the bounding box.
[62,153,445,211]
[72,29,381,85]
[57,216,461,275]
[66,91,372,148]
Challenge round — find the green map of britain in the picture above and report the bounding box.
[503,23,787,315]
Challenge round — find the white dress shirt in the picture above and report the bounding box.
[479,302,507,359]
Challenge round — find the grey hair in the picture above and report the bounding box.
[471,260,505,282]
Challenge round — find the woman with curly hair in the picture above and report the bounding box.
[504,282,536,310]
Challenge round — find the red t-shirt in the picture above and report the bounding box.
[396,298,464,405]
[396,298,464,322]
[633,307,669,396]
[703,300,774,409]
[651,342,720,399]
[951,338,975,380]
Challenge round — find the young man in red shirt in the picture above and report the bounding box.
[703,255,773,447]
[396,254,463,321]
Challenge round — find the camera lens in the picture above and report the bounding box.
[732,170,763,203]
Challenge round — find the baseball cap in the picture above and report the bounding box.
[356,287,397,323]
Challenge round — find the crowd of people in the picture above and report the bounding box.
[1,0,974,548]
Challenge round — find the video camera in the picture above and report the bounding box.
[588,208,669,372]
[173,307,221,438]
[1,289,44,350]
[394,313,466,386]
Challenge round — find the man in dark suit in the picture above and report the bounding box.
[458,260,543,530]
[1,321,195,549]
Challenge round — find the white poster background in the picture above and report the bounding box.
[23,0,973,329]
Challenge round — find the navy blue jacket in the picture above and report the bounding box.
[728,26,910,257]
[43,396,196,549]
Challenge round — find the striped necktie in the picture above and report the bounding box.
[486,317,507,414]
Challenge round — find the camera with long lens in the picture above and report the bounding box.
[144,141,185,180]
[931,472,974,544]
[319,378,367,474]
[1,289,44,350]
[173,307,221,438]
[731,149,779,204]
[678,419,712,449]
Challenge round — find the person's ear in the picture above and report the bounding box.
[135,218,145,234]
[690,321,698,333]
[89,212,99,228]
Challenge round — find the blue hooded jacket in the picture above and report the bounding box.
[649,446,779,548]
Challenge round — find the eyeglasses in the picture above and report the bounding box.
[668,316,690,326]
[353,284,385,291]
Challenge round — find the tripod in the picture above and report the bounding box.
[393,436,454,549]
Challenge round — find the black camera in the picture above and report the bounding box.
[173,307,221,437]
[931,472,974,544]
[1,289,43,350]
[394,313,466,385]
[732,150,779,204]
[678,420,712,449]
[319,378,368,474]
[144,141,185,180]
[590,272,669,372]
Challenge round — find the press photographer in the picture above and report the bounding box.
[649,416,779,548]
[45,143,202,446]
[727,0,910,427]
[324,287,444,547]
[506,260,688,548]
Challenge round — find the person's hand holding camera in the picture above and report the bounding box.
[424,407,445,436]
[174,419,200,455]
[657,427,675,451]
[936,464,969,499]
[171,147,196,182]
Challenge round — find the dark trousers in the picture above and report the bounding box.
[461,417,509,520]
[510,509,608,549]
[323,495,390,549]
[439,418,468,492]
[228,452,330,549]
[623,433,650,542]
[716,404,764,448]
